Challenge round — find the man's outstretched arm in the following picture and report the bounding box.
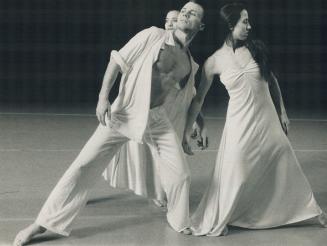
[96,59,121,126]
[96,27,163,126]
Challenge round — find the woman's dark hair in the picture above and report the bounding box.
[220,2,273,82]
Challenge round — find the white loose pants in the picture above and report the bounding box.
[35,106,191,235]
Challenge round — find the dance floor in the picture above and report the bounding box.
[0,104,326,245]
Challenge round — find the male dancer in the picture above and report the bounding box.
[14,1,205,245]
[103,9,207,208]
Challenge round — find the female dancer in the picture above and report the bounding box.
[182,2,327,236]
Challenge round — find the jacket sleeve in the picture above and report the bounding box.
[110,26,164,73]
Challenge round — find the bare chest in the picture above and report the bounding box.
[150,45,192,107]
[153,45,191,88]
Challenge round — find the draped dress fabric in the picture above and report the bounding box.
[191,43,322,236]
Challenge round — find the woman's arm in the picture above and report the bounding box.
[269,73,290,134]
[182,55,217,154]
[195,112,209,149]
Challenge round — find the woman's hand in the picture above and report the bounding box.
[182,129,194,155]
[197,126,209,150]
[96,97,111,126]
[279,112,290,135]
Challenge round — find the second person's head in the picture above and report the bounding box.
[165,10,180,30]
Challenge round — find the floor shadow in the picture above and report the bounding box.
[26,234,64,245]
[227,220,323,237]
[86,193,132,205]
[72,215,155,239]
[315,192,327,208]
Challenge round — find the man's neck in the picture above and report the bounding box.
[173,29,196,49]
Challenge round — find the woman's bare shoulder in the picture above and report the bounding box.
[206,47,226,75]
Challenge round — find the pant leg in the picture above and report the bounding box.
[144,107,191,232]
[153,160,166,202]
[36,124,128,236]
[148,145,166,202]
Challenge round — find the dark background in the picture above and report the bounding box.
[0,0,326,114]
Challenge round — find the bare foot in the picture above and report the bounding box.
[181,228,192,235]
[318,212,327,228]
[152,199,167,208]
[13,223,46,246]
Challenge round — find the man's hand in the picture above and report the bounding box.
[182,130,194,155]
[197,126,208,150]
[279,112,290,135]
[96,97,111,126]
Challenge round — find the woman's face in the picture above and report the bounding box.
[231,9,251,41]
[165,11,179,30]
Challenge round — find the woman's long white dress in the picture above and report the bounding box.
[191,43,323,236]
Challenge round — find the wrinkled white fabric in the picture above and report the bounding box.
[110,26,172,143]
[191,43,323,236]
[36,107,191,235]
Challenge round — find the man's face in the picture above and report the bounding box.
[232,9,251,41]
[165,10,179,30]
[177,2,204,33]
